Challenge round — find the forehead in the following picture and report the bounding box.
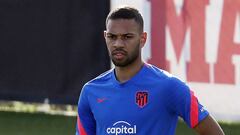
[106,19,140,34]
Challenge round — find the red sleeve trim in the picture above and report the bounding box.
[77,115,87,135]
[190,91,199,128]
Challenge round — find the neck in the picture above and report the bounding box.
[114,59,144,83]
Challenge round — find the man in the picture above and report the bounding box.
[76,6,224,135]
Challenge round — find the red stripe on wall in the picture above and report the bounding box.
[190,91,199,128]
[77,115,87,135]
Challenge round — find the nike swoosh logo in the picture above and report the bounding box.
[97,98,107,103]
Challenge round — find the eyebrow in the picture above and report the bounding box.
[106,32,135,36]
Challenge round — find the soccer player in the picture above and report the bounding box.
[76,6,224,135]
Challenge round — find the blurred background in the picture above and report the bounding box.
[0,0,240,134]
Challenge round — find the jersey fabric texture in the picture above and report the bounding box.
[76,63,209,135]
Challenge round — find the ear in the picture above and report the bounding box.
[140,32,147,48]
[104,30,107,39]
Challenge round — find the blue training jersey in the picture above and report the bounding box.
[76,63,209,135]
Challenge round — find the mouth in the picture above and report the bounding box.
[112,50,127,60]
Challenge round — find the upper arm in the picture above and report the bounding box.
[167,77,209,128]
[167,78,224,134]
[194,115,225,135]
[76,85,96,135]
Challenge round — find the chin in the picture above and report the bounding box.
[113,62,126,67]
[112,60,128,67]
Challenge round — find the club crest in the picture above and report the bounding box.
[135,91,148,108]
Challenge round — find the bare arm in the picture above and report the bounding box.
[194,115,225,135]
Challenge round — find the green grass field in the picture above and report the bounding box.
[0,111,239,135]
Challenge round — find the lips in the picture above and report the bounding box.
[112,50,127,60]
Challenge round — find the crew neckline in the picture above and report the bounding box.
[111,63,149,87]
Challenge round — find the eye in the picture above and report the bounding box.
[123,35,133,40]
[106,35,117,40]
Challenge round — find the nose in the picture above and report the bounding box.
[113,38,125,48]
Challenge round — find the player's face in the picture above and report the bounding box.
[104,19,146,67]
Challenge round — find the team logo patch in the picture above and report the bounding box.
[135,91,148,108]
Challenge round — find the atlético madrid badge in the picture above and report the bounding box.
[135,91,148,108]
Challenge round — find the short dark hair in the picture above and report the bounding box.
[106,6,144,32]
